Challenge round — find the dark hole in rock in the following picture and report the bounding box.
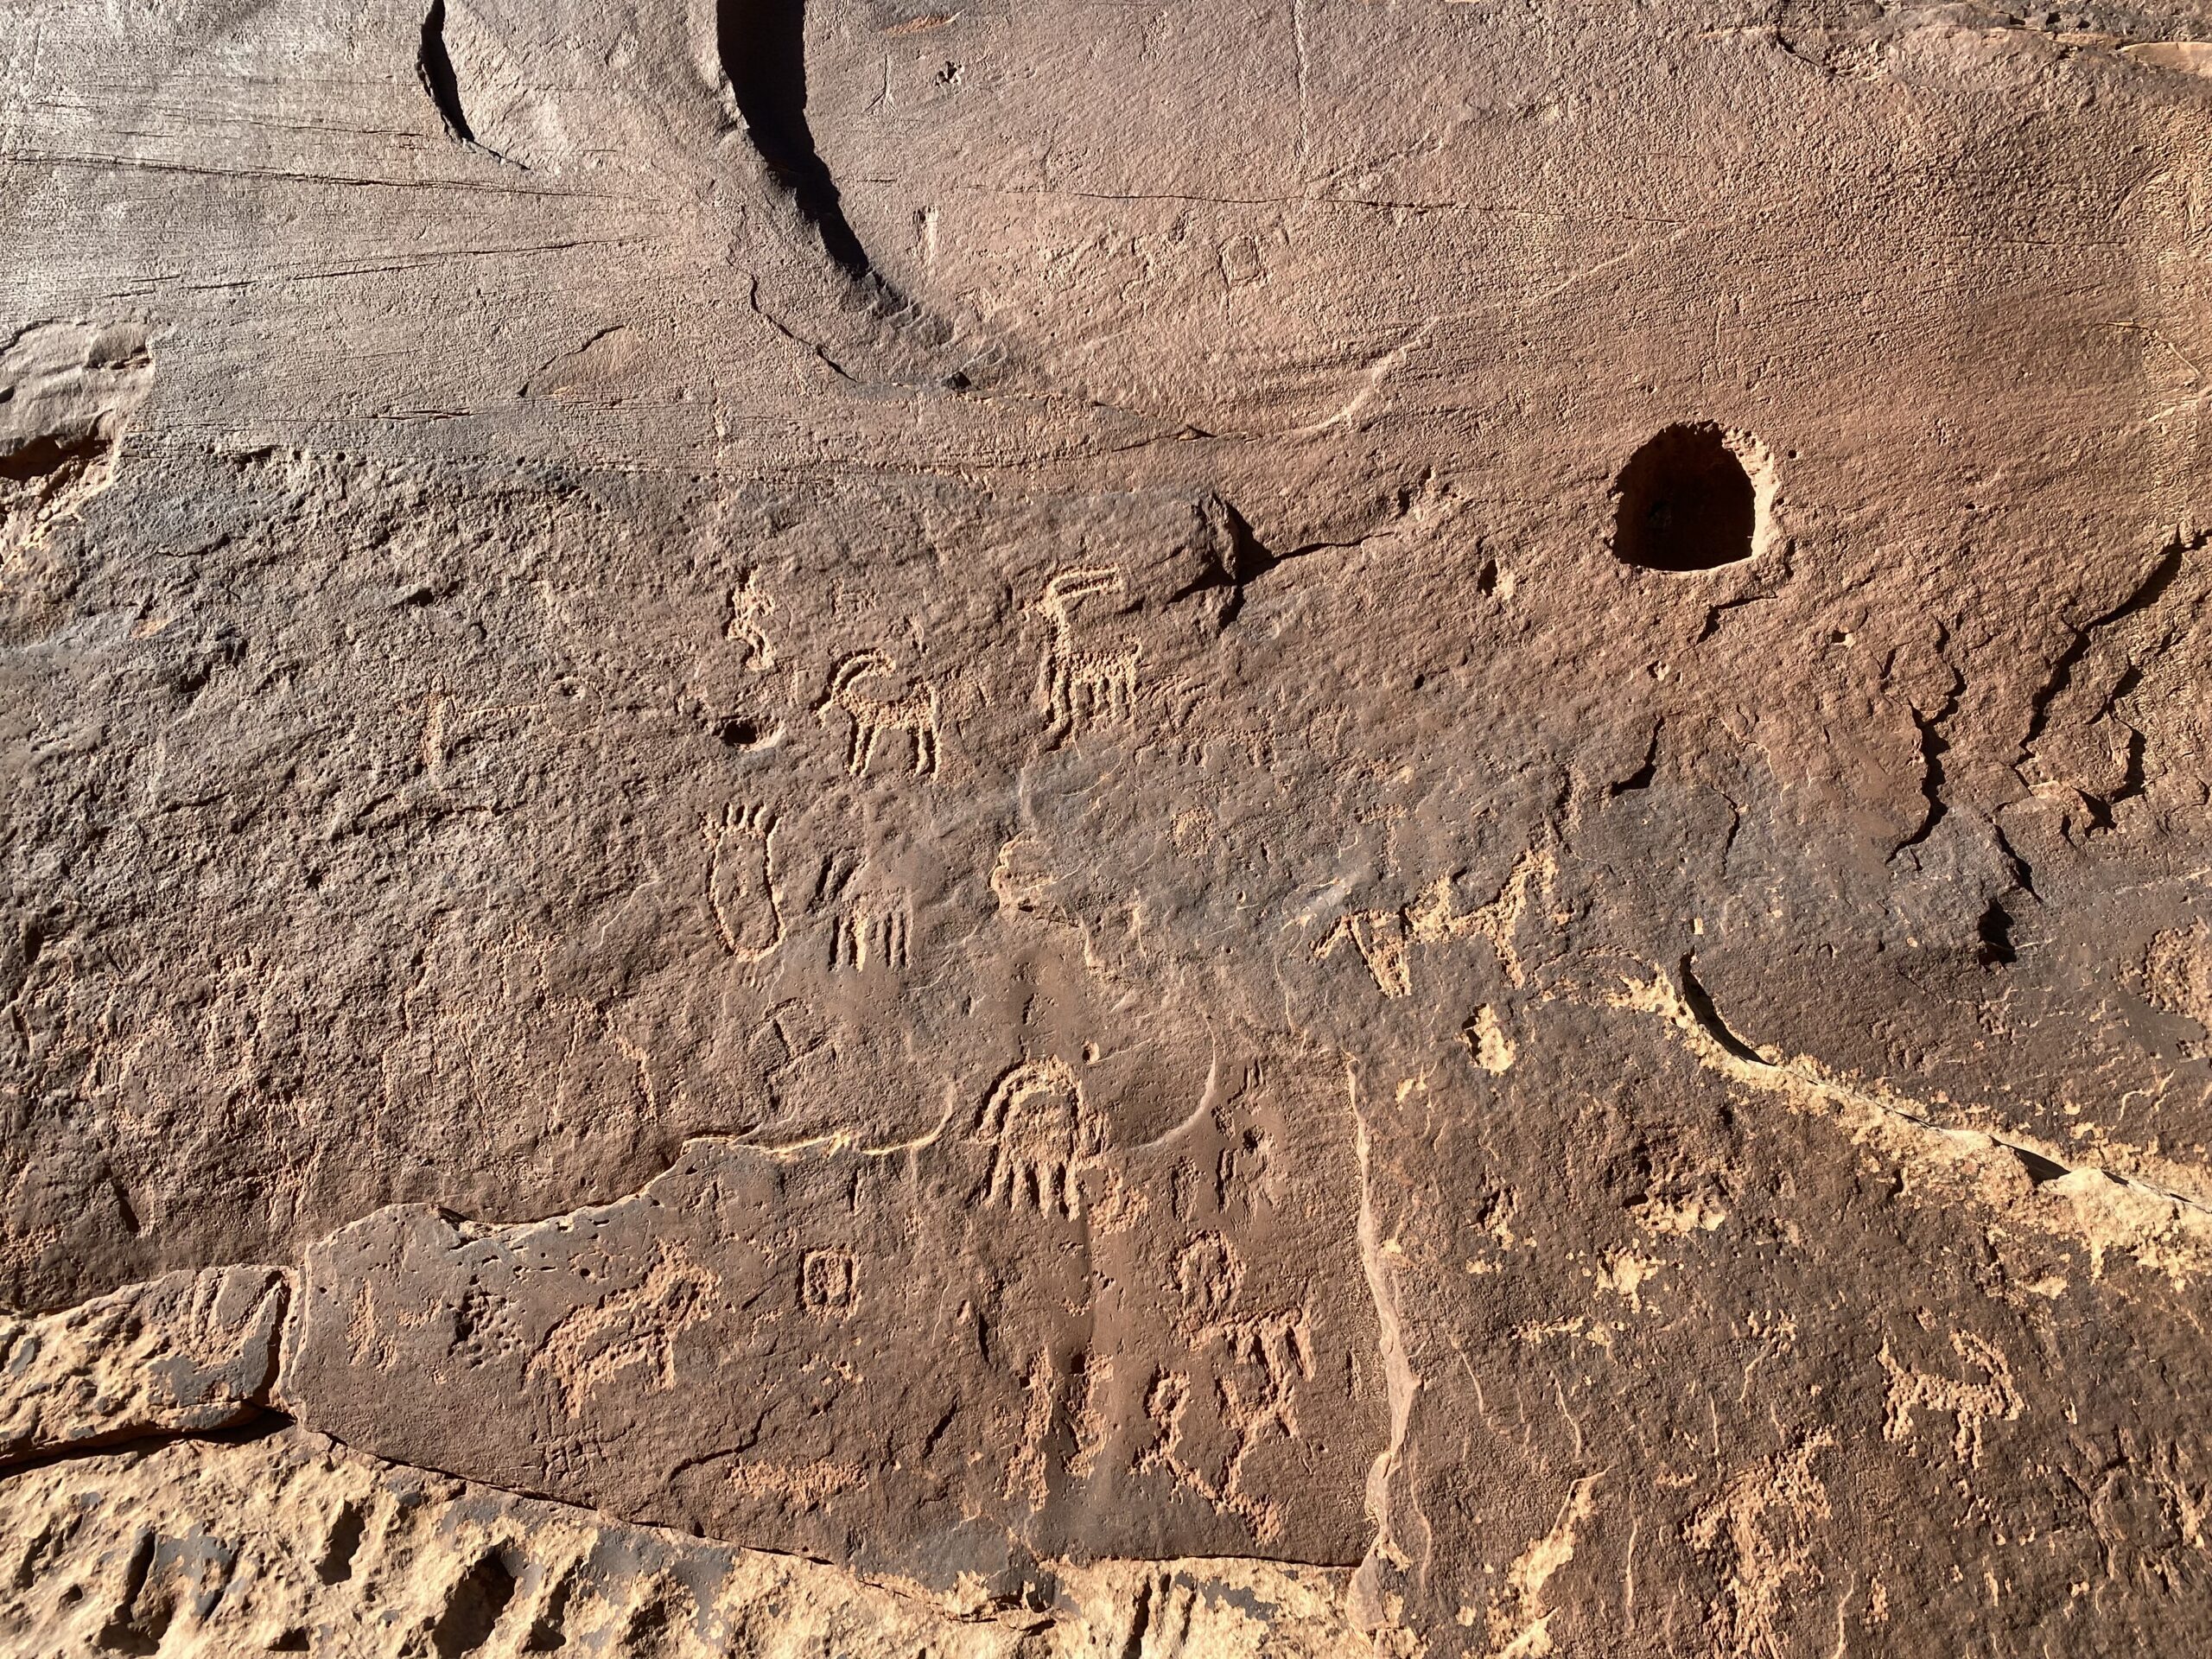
[1611,423,1758,572]
[522,1567,576,1650]
[716,0,871,277]
[315,1504,365,1585]
[430,1551,517,1657]
[0,430,105,486]
[418,1,476,145]
[715,714,762,747]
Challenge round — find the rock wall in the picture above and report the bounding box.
[7,0,2212,1652]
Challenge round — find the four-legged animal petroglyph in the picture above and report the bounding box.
[1878,1332,2021,1465]
[704,803,785,962]
[1036,567,1141,738]
[1317,851,1556,998]
[974,1058,1103,1218]
[527,1243,721,1418]
[818,651,942,779]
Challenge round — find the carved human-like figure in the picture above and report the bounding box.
[727,569,779,671]
[973,1058,1102,1218]
[1137,1233,1315,1542]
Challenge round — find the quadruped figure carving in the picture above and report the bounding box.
[818,651,942,779]
[1037,568,1140,738]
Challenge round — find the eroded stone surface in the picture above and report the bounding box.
[0,1426,1373,1656]
[9,0,2212,1651]
[0,1267,287,1465]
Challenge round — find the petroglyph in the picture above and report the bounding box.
[830,889,912,972]
[1316,906,1417,999]
[1139,1232,1318,1543]
[726,1457,868,1509]
[1037,567,1141,737]
[527,1243,721,1417]
[17,7,2212,1649]
[1317,852,1555,998]
[1175,1232,1245,1325]
[1878,1332,2022,1466]
[818,651,942,779]
[1005,1349,1058,1504]
[801,1248,858,1317]
[974,1057,1103,1218]
[727,569,780,671]
[110,1058,1378,1585]
[448,1283,524,1367]
[1067,1350,1112,1481]
[1685,1432,1835,1659]
[705,802,785,962]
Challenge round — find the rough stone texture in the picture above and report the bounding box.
[0,1267,288,1465]
[10,0,2212,1652]
[0,1427,1371,1656]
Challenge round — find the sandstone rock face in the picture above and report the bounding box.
[0,1427,1370,1656]
[0,1267,288,1465]
[8,0,2212,1652]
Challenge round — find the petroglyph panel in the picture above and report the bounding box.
[282,1047,1379,1577]
[18,2,2212,1652]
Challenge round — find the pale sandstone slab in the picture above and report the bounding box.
[0,1266,287,1465]
[0,1425,1375,1657]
